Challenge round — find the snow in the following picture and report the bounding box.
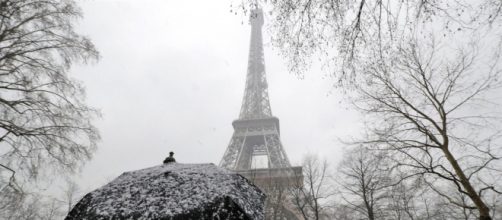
[66,163,265,220]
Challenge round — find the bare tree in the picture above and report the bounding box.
[349,36,502,220]
[264,182,289,220]
[329,204,354,220]
[336,146,390,220]
[336,146,484,220]
[0,192,67,220]
[62,179,81,214]
[386,178,420,220]
[0,0,99,216]
[236,0,501,83]
[290,154,334,220]
[243,168,296,220]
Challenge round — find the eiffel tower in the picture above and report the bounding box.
[219,8,303,220]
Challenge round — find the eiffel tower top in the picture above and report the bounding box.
[238,8,272,120]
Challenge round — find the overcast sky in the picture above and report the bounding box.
[70,0,362,191]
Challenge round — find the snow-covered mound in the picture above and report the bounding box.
[66,163,266,220]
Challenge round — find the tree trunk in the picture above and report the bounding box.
[363,196,375,220]
[442,148,491,220]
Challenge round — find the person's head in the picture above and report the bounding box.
[169,151,174,156]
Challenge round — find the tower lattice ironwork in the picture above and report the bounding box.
[219,8,304,220]
[219,8,291,171]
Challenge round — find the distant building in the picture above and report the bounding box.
[66,163,265,220]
